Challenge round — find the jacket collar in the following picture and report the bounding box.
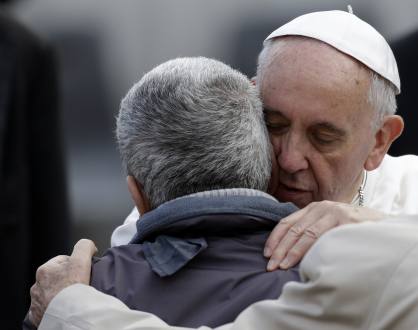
[131,189,296,243]
[130,189,297,277]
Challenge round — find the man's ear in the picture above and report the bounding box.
[127,176,151,215]
[250,76,257,86]
[364,115,404,171]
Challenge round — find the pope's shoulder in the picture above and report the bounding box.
[381,154,418,172]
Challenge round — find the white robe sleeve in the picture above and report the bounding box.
[40,216,418,330]
[39,284,222,330]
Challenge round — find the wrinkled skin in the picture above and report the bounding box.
[264,201,385,270]
[261,38,402,270]
[29,239,97,326]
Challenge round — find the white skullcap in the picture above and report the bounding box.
[265,10,401,94]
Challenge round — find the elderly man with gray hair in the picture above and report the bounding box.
[24,56,301,329]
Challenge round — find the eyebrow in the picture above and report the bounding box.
[263,108,285,116]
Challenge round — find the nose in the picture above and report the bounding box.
[271,133,309,174]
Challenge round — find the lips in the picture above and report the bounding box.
[279,181,309,192]
[274,181,311,205]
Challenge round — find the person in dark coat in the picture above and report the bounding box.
[0,13,69,329]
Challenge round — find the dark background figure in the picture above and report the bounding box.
[0,12,69,329]
[389,30,418,156]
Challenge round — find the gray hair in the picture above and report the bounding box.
[117,57,271,208]
[257,38,397,131]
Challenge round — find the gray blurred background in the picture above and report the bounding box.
[5,0,418,252]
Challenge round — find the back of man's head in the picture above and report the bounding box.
[116,57,271,208]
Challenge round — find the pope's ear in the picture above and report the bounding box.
[250,77,257,86]
[127,176,151,215]
[364,115,404,171]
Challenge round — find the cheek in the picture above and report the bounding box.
[307,158,330,191]
[308,151,347,195]
[267,146,279,194]
[314,153,362,201]
[268,133,281,155]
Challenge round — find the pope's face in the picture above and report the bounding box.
[261,39,377,208]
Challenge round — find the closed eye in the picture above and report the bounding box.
[264,109,290,135]
[313,133,339,145]
[266,122,289,134]
[310,128,346,150]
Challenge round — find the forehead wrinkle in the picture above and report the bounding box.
[268,37,371,93]
[262,39,375,133]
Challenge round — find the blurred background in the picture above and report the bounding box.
[1,0,417,327]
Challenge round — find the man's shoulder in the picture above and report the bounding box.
[93,244,146,267]
[90,245,147,287]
